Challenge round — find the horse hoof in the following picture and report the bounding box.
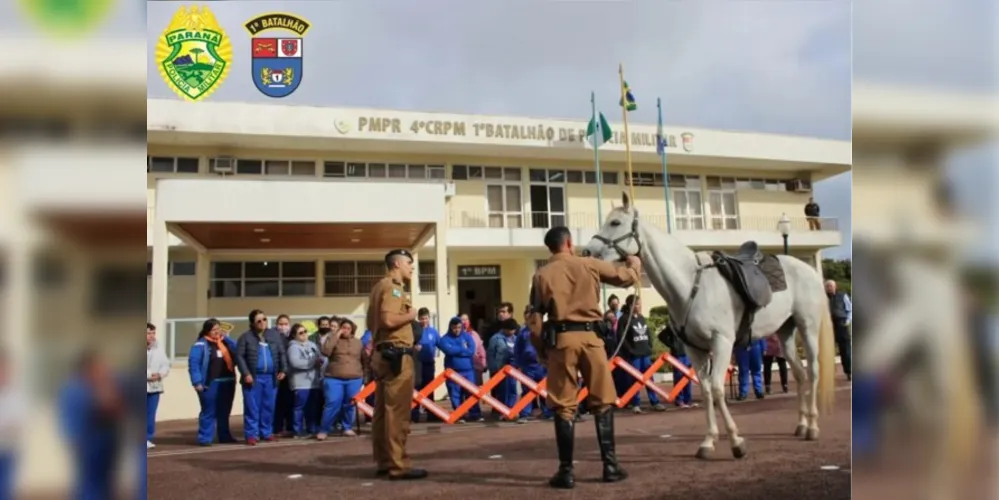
[805,428,820,441]
[732,443,748,459]
[695,447,713,460]
[794,425,807,437]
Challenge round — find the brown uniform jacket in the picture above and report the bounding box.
[366,275,415,348]
[530,253,639,323]
[321,335,368,380]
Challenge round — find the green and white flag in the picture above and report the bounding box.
[586,112,613,148]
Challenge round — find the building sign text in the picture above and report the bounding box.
[355,116,684,150]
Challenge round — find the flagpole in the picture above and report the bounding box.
[591,91,607,308]
[657,97,674,233]
[618,63,641,302]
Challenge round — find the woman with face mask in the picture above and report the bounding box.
[273,314,295,437]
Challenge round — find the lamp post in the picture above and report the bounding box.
[777,213,791,255]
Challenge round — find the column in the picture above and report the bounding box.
[432,221,451,401]
[195,251,210,317]
[149,219,170,335]
[3,230,32,376]
[815,249,825,282]
[410,252,421,294]
[433,222,451,331]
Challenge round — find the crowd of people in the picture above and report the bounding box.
[144,298,733,448]
[141,275,855,448]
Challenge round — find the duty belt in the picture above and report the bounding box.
[551,321,599,333]
[376,344,415,355]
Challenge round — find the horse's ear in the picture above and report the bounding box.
[622,192,631,210]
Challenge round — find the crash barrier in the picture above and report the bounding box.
[352,353,737,423]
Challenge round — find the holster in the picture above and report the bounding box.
[380,347,405,377]
[542,321,558,349]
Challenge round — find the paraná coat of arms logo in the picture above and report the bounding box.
[155,5,232,102]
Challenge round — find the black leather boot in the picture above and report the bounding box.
[548,415,575,489]
[595,409,628,482]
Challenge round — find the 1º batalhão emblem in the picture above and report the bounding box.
[245,12,311,98]
[155,5,232,102]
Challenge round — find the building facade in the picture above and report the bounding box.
[147,98,850,377]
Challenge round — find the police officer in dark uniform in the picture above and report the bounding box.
[527,226,641,489]
[367,249,427,480]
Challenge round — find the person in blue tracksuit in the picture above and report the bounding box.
[513,307,552,423]
[412,308,441,422]
[287,323,324,437]
[852,374,879,458]
[272,314,296,437]
[58,351,124,500]
[235,309,289,445]
[437,316,483,423]
[487,318,520,419]
[735,337,766,400]
[659,324,694,408]
[189,318,238,446]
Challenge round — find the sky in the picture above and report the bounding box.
[137,0,995,261]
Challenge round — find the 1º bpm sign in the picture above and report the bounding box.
[457,265,500,279]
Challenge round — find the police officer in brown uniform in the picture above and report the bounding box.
[367,249,428,481]
[527,226,641,489]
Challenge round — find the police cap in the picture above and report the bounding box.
[384,248,413,267]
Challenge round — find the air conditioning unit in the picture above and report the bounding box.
[443,181,456,198]
[212,157,235,174]
[788,178,812,192]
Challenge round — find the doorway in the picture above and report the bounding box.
[456,265,502,334]
[529,184,566,229]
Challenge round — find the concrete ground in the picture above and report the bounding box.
[148,380,852,500]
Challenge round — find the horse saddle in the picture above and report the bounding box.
[712,241,789,347]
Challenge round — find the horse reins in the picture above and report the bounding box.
[590,215,644,361]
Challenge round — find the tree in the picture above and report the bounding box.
[190,47,204,65]
[822,258,851,295]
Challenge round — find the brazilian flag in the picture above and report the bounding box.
[619,81,637,111]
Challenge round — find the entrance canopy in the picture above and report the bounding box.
[174,222,433,251]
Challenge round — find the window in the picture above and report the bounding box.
[346,162,366,177]
[147,156,199,174]
[210,261,316,298]
[566,170,617,185]
[323,261,383,296]
[626,172,664,187]
[92,265,147,316]
[171,261,196,276]
[324,161,345,177]
[236,159,263,175]
[706,177,739,230]
[146,261,197,276]
[418,260,436,293]
[263,160,314,176]
[323,161,443,181]
[486,184,523,228]
[669,175,704,230]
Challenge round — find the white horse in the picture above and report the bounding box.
[583,193,836,460]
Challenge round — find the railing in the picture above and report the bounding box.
[352,352,738,421]
[450,211,839,232]
[163,312,437,362]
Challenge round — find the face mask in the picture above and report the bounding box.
[318,327,331,335]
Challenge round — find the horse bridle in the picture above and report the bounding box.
[589,211,643,262]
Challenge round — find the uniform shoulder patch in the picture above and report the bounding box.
[392,288,402,298]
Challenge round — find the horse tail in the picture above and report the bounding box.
[817,295,837,415]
